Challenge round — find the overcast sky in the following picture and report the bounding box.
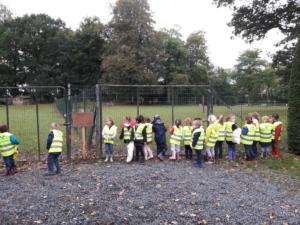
[1,0,285,68]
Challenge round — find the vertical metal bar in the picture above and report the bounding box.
[99,84,103,158]
[171,87,174,124]
[95,84,101,160]
[83,89,86,112]
[66,84,72,161]
[35,97,41,161]
[202,95,205,113]
[136,87,140,115]
[5,89,9,128]
[207,81,213,117]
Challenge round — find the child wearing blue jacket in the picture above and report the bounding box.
[152,115,167,161]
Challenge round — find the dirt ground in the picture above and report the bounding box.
[0,160,299,225]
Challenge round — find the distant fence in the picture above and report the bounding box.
[0,83,288,161]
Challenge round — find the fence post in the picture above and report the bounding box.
[171,87,174,124]
[66,83,72,161]
[207,81,213,116]
[5,89,9,128]
[95,84,101,159]
[35,96,41,161]
[202,95,205,113]
[136,87,140,115]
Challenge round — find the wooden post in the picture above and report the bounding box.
[81,126,87,159]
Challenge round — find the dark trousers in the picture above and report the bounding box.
[47,153,61,174]
[3,155,15,172]
[135,143,145,162]
[244,144,255,161]
[195,150,202,167]
[156,143,166,156]
[252,141,258,159]
[214,141,223,159]
[185,145,193,160]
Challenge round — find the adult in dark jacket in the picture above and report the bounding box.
[152,115,167,160]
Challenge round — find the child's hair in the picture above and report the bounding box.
[272,113,279,121]
[261,116,269,123]
[135,115,144,123]
[124,116,131,122]
[192,119,202,128]
[251,112,260,121]
[226,113,235,122]
[145,117,151,123]
[106,116,114,125]
[51,123,60,129]
[245,114,253,124]
[175,119,182,126]
[208,115,217,123]
[217,114,224,124]
[0,124,8,133]
[184,117,192,126]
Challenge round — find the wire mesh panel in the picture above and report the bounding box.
[213,92,288,146]
[0,86,67,161]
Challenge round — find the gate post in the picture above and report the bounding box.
[5,89,9,128]
[66,83,72,161]
[95,84,102,159]
[207,81,213,117]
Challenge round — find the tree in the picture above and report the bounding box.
[101,0,156,84]
[68,17,105,85]
[214,0,300,154]
[0,4,12,23]
[186,31,210,84]
[288,41,300,154]
[0,14,68,86]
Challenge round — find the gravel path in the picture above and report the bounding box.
[0,161,299,225]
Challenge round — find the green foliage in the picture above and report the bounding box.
[288,39,300,154]
[214,0,300,42]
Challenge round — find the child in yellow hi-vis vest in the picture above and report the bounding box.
[183,117,193,160]
[102,117,118,163]
[259,116,273,158]
[44,123,63,176]
[169,119,183,160]
[0,124,19,176]
[205,115,219,164]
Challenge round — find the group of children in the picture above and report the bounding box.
[0,111,283,176]
[102,112,283,168]
[0,123,63,176]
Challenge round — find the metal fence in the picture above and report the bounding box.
[0,86,71,161]
[0,83,288,161]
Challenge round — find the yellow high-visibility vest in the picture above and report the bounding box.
[272,121,283,141]
[145,123,153,142]
[225,121,234,142]
[0,132,15,157]
[103,125,117,144]
[253,123,260,142]
[241,124,255,145]
[205,123,219,147]
[217,123,226,141]
[259,123,273,143]
[49,129,64,153]
[183,126,192,145]
[134,124,146,141]
[170,126,183,145]
[192,127,205,150]
[123,127,132,141]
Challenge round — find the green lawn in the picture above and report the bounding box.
[0,103,288,159]
[0,104,65,159]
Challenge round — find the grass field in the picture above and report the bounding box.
[0,104,65,159]
[0,103,288,158]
